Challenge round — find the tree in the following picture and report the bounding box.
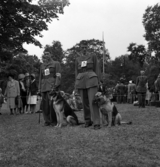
[127,43,147,68]
[143,4,160,59]
[110,55,140,83]
[0,0,70,54]
[43,41,64,63]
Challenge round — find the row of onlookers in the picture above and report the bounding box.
[111,72,160,107]
[0,72,38,115]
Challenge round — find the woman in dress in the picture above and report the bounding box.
[27,74,38,113]
[18,74,27,113]
[4,72,20,115]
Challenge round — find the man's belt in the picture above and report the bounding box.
[78,68,93,73]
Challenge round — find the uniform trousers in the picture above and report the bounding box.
[41,92,57,125]
[137,92,146,107]
[78,86,100,125]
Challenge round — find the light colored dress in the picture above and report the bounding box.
[5,79,20,109]
[27,94,37,105]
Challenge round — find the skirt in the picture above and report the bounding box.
[7,97,16,109]
[27,94,37,105]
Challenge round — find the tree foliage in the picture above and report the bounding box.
[0,0,69,54]
[109,55,140,84]
[127,43,147,68]
[143,4,160,58]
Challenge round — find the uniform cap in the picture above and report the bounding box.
[25,73,30,77]
[30,73,35,78]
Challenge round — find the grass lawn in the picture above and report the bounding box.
[0,103,160,167]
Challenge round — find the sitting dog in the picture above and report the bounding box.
[93,92,132,127]
[62,92,78,111]
[51,91,79,127]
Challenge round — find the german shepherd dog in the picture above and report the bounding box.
[93,92,132,127]
[51,91,79,127]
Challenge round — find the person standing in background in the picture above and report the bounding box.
[27,74,38,114]
[154,74,160,101]
[4,72,20,115]
[24,73,31,113]
[18,74,27,114]
[136,70,148,108]
[0,88,4,115]
[128,80,136,104]
[115,81,120,103]
[117,78,126,103]
[145,82,151,105]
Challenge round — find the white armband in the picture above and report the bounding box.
[56,73,61,77]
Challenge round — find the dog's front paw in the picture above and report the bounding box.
[55,124,59,127]
[58,124,62,128]
[108,125,111,128]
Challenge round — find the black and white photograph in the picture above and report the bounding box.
[0,0,160,166]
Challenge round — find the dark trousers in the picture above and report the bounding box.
[137,92,146,107]
[79,87,100,125]
[41,92,57,125]
[131,93,136,103]
[21,96,27,109]
[117,93,125,103]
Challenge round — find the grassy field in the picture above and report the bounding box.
[0,103,160,167]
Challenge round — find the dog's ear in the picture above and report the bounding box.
[60,91,65,97]
[92,95,100,104]
[51,91,57,98]
[95,92,102,97]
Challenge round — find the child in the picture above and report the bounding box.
[0,88,4,115]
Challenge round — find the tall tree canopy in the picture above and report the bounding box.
[127,43,147,68]
[143,3,160,59]
[0,0,69,54]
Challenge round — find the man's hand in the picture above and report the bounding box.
[37,91,41,96]
[49,85,60,96]
[74,89,79,96]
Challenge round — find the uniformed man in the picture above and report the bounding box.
[116,78,126,103]
[39,51,61,126]
[128,80,136,104]
[75,42,101,130]
[136,70,148,108]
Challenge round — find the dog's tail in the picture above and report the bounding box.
[120,121,132,125]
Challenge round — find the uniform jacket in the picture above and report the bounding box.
[136,75,148,93]
[116,83,126,95]
[30,79,38,95]
[75,53,100,89]
[128,83,136,94]
[155,77,160,92]
[39,60,61,93]
[5,79,20,98]
[19,81,27,97]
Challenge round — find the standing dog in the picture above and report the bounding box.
[51,91,79,127]
[93,92,132,127]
